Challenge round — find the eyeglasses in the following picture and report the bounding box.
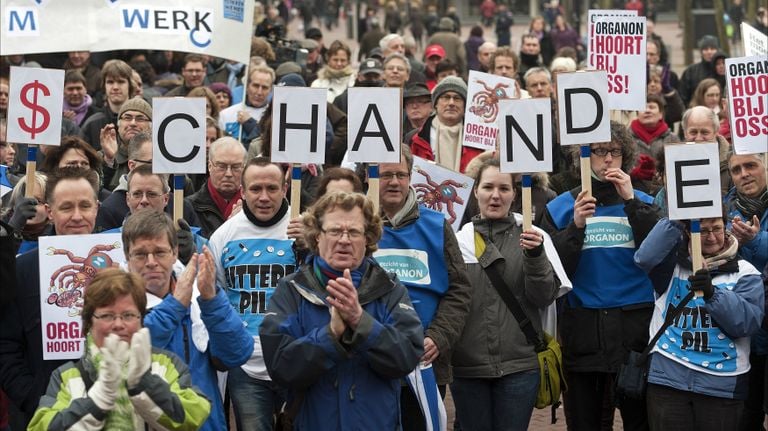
[93,312,142,323]
[120,114,150,124]
[129,190,163,200]
[211,162,244,173]
[591,148,623,157]
[379,172,409,181]
[321,227,364,240]
[700,226,724,236]
[128,248,173,263]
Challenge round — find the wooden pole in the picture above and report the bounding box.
[173,175,184,229]
[690,219,704,296]
[290,164,301,219]
[367,164,380,215]
[579,145,592,196]
[25,146,37,198]
[521,174,533,231]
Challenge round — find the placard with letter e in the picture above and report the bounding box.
[39,233,125,360]
[270,87,328,164]
[664,142,722,221]
[152,97,207,174]
[346,87,401,163]
[725,56,768,155]
[556,71,611,146]
[7,66,64,146]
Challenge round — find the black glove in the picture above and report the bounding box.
[688,268,714,300]
[8,197,39,231]
[176,219,194,265]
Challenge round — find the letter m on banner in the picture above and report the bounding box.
[4,7,39,36]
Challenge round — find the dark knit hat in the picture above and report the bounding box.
[277,73,306,87]
[118,97,152,120]
[431,76,467,107]
[208,82,232,101]
[698,35,719,50]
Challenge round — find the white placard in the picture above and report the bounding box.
[7,66,63,146]
[725,56,768,155]
[463,71,520,151]
[152,97,207,174]
[588,15,646,110]
[556,71,611,146]
[587,9,638,55]
[1,0,254,64]
[270,87,328,164]
[742,22,768,57]
[410,156,474,232]
[39,233,125,360]
[665,142,723,221]
[346,87,402,163]
[498,98,553,173]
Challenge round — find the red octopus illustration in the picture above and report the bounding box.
[468,78,519,123]
[413,166,467,225]
[46,242,120,316]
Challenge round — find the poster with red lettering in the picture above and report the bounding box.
[462,71,520,151]
[39,233,125,360]
[725,56,768,155]
[587,11,646,111]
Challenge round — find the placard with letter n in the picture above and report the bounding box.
[498,98,552,173]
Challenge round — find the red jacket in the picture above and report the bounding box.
[406,115,483,173]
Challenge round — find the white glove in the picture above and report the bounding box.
[126,328,152,389]
[88,334,129,411]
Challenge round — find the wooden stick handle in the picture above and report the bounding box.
[290,165,301,219]
[579,145,592,197]
[690,219,704,297]
[521,174,532,231]
[173,175,184,229]
[367,164,380,215]
[25,146,37,198]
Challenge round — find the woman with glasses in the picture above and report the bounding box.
[28,268,211,430]
[260,191,423,430]
[635,214,763,431]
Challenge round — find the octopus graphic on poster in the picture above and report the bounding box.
[463,70,520,152]
[469,78,517,123]
[411,156,474,231]
[39,233,125,360]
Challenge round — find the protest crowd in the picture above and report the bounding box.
[1,0,768,430]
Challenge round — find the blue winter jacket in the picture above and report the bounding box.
[144,284,254,431]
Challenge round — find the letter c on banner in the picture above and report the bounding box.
[158,113,201,163]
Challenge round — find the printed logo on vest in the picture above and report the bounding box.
[373,249,431,285]
[582,216,635,249]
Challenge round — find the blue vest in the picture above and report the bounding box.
[375,208,448,329]
[547,191,655,308]
[219,237,296,335]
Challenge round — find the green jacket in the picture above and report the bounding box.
[28,347,210,431]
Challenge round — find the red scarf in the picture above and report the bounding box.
[630,119,669,145]
[207,179,241,219]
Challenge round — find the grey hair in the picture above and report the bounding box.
[383,53,411,74]
[524,67,551,83]
[682,106,718,133]
[379,33,404,51]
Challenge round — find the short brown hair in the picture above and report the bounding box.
[316,167,364,199]
[121,209,178,257]
[39,136,102,173]
[490,47,519,73]
[82,268,147,336]
[45,167,99,205]
[188,86,220,120]
[303,191,382,256]
[101,60,136,97]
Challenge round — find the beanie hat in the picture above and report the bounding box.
[698,35,719,50]
[277,73,307,87]
[208,82,232,101]
[119,97,152,120]
[275,61,303,79]
[431,76,467,107]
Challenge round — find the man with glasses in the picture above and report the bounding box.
[375,143,471,430]
[540,122,660,430]
[208,157,303,430]
[96,134,200,237]
[186,137,247,238]
[100,97,152,190]
[166,53,207,97]
[0,168,101,428]
[407,75,481,173]
[382,53,412,89]
[122,209,253,431]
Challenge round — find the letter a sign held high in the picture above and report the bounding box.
[556,71,611,146]
[346,87,401,163]
[664,142,722,220]
[152,97,207,174]
[270,87,328,164]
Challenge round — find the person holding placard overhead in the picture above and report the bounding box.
[634,213,763,431]
[452,158,560,430]
[540,122,661,430]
